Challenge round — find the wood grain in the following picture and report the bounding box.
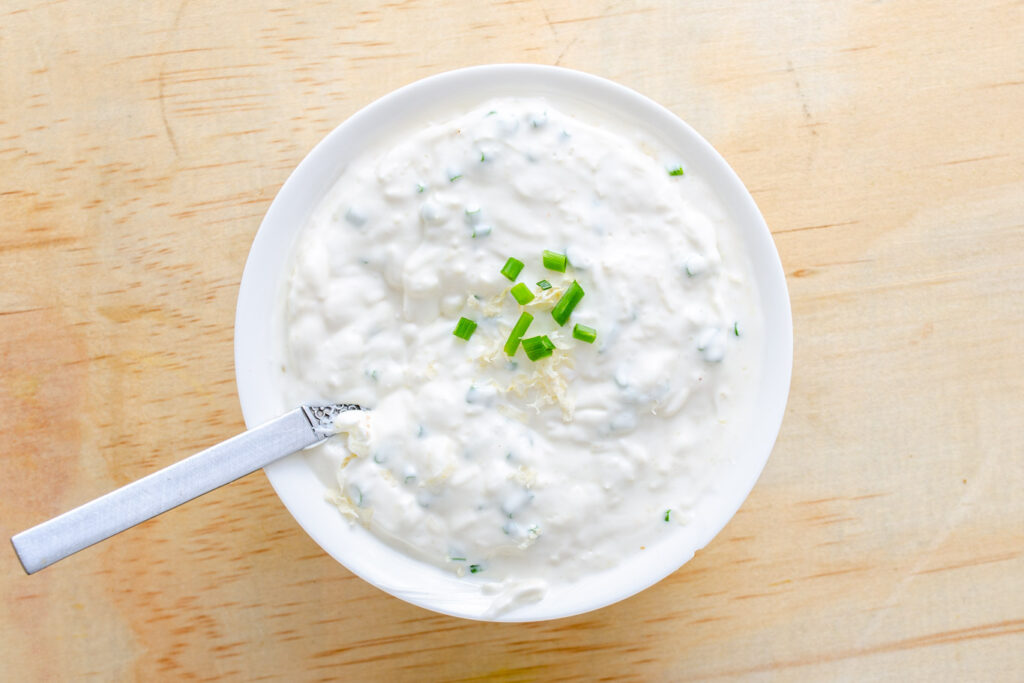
[1,0,1022,680]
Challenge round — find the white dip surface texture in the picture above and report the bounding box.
[280,97,761,610]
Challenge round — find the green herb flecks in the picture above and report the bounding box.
[669,166,685,176]
[510,282,535,305]
[543,249,567,272]
[573,324,597,344]
[521,335,555,361]
[504,312,534,356]
[453,317,477,340]
[500,256,525,281]
[551,280,585,326]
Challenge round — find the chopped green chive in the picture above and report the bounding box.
[521,335,555,361]
[471,224,492,238]
[542,249,567,272]
[510,283,535,305]
[536,279,552,290]
[500,257,524,281]
[480,152,486,162]
[449,172,462,182]
[453,317,477,340]
[733,321,741,337]
[664,509,671,522]
[469,564,482,573]
[669,166,685,176]
[504,312,533,355]
[551,280,584,326]
[416,182,426,193]
[573,324,597,344]
[448,556,466,562]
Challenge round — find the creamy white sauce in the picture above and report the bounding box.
[280,98,761,610]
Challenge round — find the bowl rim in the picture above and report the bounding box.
[234,63,793,622]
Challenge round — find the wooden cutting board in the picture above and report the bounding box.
[1,0,1021,679]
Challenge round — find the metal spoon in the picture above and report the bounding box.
[10,403,359,574]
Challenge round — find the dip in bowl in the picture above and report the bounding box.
[235,65,792,622]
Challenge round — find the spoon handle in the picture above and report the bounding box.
[11,404,356,574]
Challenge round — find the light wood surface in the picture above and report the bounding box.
[2,1,1022,680]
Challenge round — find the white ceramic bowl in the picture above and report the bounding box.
[234,64,792,622]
